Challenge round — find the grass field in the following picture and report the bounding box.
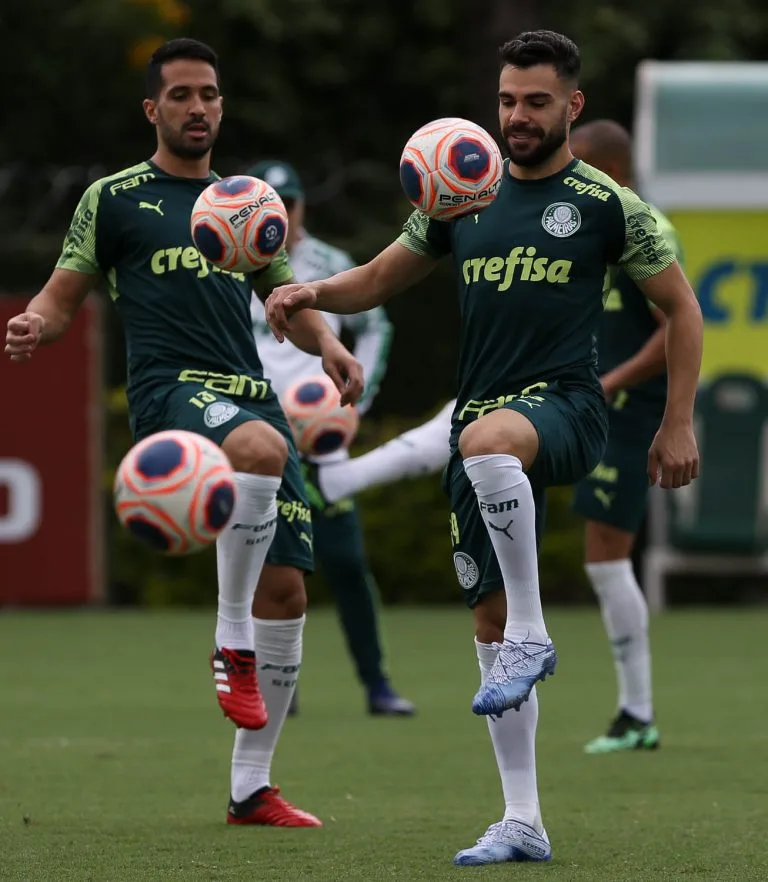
[1,606,767,881]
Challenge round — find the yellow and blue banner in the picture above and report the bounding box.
[669,211,768,381]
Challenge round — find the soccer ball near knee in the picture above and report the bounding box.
[114,430,237,555]
[281,375,359,457]
[399,117,503,221]
[191,175,288,273]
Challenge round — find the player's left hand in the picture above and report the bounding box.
[320,338,364,407]
[647,418,700,489]
[265,283,318,342]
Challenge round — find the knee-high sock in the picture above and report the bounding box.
[586,559,652,722]
[230,616,304,800]
[464,455,547,645]
[476,639,541,827]
[215,474,280,650]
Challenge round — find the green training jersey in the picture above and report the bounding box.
[598,205,683,417]
[56,160,292,418]
[397,158,676,437]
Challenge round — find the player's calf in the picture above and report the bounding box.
[213,421,291,729]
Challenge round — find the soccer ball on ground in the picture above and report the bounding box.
[281,375,359,457]
[114,430,237,555]
[191,175,288,273]
[399,117,503,221]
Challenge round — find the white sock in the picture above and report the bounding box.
[585,559,653,723]
[215,473,281,650]
[476,640,541,829]
[318,401,452,503]
[230,616,304,801]
[464,454,547,645]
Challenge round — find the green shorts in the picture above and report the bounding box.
[133,381,313,573]
[446,380,608,608]
[571,408,661,534]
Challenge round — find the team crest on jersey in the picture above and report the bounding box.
[203,402,240,428]
[541,202,581,238]
[453,551,479,590]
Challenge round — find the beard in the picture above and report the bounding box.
[157,118,218,159]
[502,114,568,168]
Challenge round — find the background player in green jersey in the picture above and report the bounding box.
[248,159,414,717]
[4,38,364,828]
[569,120,681,754]
[265,30,702,865]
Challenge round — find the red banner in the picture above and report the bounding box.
[0,295,103,605]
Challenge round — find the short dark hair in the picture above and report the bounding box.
[146,38,220,98]
[499,30,580,83]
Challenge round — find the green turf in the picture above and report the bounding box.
[1,606,767,881]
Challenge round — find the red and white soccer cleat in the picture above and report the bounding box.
[226,786,323,827]
[210,647,268,730]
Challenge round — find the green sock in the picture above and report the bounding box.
[313,502,386,689]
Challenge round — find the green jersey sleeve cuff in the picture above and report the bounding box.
[618,189,678,284]
[396,230,441,259]
[55,254,100,275]
[396,209,450,259]
[259,248,294,286]
[624,250,676,283]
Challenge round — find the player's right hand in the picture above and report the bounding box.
[265,284,318,343]
[5,312,44,362]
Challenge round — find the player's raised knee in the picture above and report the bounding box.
[221,420,289,476]
[459,409,539,468]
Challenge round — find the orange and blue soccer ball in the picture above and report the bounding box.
[281,375,359,457]
[191,175,288,273]
[399,117,503,221]
[114,430,237,555]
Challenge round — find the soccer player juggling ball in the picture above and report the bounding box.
[265,30,702,864]
[4,38,363,829]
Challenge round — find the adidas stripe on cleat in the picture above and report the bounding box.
[211,647,268,730]
[227,786,323,827]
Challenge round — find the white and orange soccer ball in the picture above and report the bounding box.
[282,375,359,457]
[399,117,503,221]
[191,175,288,273]
[114,430,237,555]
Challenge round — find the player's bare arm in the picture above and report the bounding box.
[600,307,667,398]
[4,268,94,362]
[638,261,703,489]
[265,242,435,342]
[254,275,364,406]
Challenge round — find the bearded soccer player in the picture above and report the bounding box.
[265,30,702,863]
[248,159,414,716]
[3,38,364,828]
[311,122,677,754]
[569,120,683,754]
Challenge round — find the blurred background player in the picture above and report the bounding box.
[570,120,683,754]
[247,159,415,717]
[310,399,454,505]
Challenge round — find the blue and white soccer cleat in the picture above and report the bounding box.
[472,639,557,717]
[453,819,552,865]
